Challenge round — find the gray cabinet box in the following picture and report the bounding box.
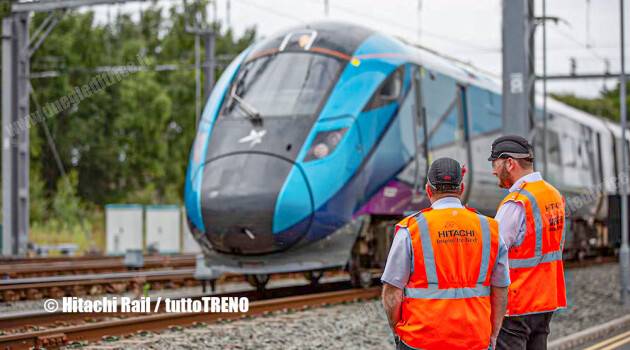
[105,204,143,255]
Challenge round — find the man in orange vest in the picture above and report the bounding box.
[382,157,509,350]
[489,135,567,350]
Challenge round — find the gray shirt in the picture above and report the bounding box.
[381,197,511,289]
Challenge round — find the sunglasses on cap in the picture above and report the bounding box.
[492,151,533,160]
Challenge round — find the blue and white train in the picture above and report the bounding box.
[184,21,624,287]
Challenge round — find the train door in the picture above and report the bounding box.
[409,65,429,196]
[593,131,607,218]
[416,69,473,208]
[387,65,428,203]
[420,68,468,169]
[361,64,428,269]
[457,84,474,203]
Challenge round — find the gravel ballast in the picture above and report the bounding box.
[74,262,629,349]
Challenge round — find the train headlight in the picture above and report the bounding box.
[304,128,348,162]
[313,143,330,159]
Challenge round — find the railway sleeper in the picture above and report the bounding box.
[71,285,87,297]
[89,285,104,295]
[2,290,19,302]
[106,282,128,294]
[36,333,68,349]
[26,288,43,300]
[49,286,65,299]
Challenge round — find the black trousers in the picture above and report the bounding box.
[496,312,554,350]
[395,337,492,350]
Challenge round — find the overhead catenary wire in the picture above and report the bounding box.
[29,83,94,243]
[551,25,608,63]
[238,0,500,54]
[236,0,303,23]
[29,83,67,179]
[317,0,500,53]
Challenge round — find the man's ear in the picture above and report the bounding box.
[507,157,517,172]
[459,183,465,195]
[425,184,432,198]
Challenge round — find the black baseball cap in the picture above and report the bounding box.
[488,135,534,161]
[427,157,463,188]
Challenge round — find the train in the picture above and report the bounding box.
[184,21,625,289]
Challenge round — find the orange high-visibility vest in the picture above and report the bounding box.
[394,206,500,350]
[498,180,567,316]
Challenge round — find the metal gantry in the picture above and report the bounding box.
[618,0,629,307]
[502,0,536,138]
[185,0,217,126]
[1,0,148,256]
[2,12,30,256]
[503,0,629,304]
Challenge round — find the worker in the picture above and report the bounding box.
[489,135,567,350]
[382,157,510,350]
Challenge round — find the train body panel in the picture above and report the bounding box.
[184,21,626,275]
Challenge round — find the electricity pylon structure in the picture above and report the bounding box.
[502,0,535,138]
[2,0,147,256]
[502,0,629,306]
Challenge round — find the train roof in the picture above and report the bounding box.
[249,21,375,63]
[603,119,623,137]
[545,97,610,133]
[401,39,503,94]
[253,22,622,138]
[397,34,624,138]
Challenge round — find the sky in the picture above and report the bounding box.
[91,0,628,98]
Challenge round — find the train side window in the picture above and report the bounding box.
[562,134,577,167]
[547,130,562,164]
[534,128,561,165]
[364,67,403,111]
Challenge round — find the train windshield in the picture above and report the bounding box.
[221,52,341,119]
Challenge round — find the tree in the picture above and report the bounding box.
[29,3,256,207]
[21,2,255,246]
[552,82,630,123]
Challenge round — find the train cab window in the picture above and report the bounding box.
[221,52,342,118]
[363,67,403,111]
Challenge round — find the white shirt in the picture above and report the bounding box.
[494,172,543,248]
[431,196,464,209]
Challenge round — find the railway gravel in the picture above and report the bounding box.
[76,263,628,349]
[550,262,629,339]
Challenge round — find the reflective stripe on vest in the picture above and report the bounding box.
[404,213,492,300]
[508,188,563,269]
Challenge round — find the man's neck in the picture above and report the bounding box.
[510,169,534,185]
[430,194,461,204]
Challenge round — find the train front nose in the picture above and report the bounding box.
[200,153,313,254]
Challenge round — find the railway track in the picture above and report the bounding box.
[0,281,380,350]
[564,255,618,269]
[0,269,197,302]
[0,254,196,279]
[0,255,616,302]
